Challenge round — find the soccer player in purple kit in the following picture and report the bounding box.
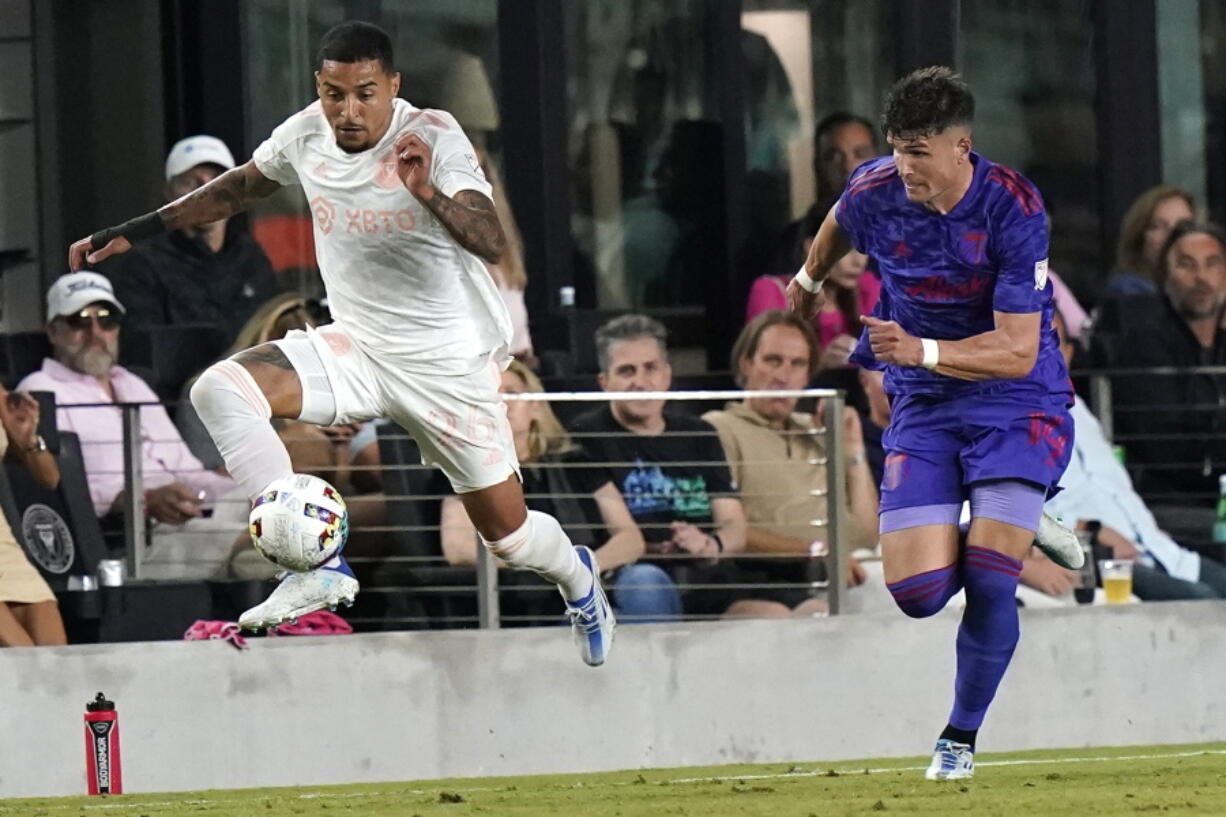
[788,67,1079,780]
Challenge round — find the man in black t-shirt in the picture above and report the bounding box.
[569,315,748,615]
[110,135,279,348]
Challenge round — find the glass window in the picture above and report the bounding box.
[241,0,500,292]
[1157,0,1208,210]
[960,0,1099,301]
[564,0,726,309]
[738,0,893,301]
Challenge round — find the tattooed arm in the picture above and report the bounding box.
[160,161,282,231]
[71,161,281,269]
[393,130,507,264]
[418,189,507,265]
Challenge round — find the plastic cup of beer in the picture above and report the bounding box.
[1099,559,1133,604]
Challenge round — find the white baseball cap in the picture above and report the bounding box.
[46,272,125,319]
[164,135,236,180]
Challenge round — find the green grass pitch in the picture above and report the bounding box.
[5,743,1225,816]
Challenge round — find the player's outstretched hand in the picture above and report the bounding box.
[785,277,824,320]
[394,131,434,200]
[69,234,131,270]
[862,315,923,367]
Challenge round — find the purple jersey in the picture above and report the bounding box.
[841,152,1070,401]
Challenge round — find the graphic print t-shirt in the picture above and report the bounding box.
[839,153,1070,402]
[569,406,735,548]
[252,98,512,372]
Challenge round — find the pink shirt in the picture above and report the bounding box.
[1049,270,1089,340]
[19,359,234,516]
[745,272,882,349]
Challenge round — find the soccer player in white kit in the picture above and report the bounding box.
[68,21,614,665]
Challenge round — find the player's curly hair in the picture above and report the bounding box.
[881,66,974,138]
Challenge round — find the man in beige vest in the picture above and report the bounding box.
[704,310,883,615]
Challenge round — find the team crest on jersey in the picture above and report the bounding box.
[311,196,337,235]
[959,232,988,266]
[1034,258,1049,290]
[374,150,401,190]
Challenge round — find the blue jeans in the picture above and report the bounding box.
[610,563,682,623]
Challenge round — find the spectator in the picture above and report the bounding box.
[703,311,884,616]
[0,384,67,646]
[763,113,880,281]
[441,359,673,621]
[746,243,880,370]
[1105,185,1196,297]
[857,366,889,491]
[18,272,236,575]
[1045,311,1226,599]
[477,151,535,366]
[109,135,278,347]
[1109,220,1226,506]
[569,314,750,617]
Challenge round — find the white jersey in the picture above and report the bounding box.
[252,98,512,373]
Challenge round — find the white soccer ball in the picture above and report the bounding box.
[248,474,349,572]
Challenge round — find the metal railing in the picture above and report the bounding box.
[53,388,852,627]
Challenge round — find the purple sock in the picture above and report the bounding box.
[949,546,1022,730]
[886,564,961,618]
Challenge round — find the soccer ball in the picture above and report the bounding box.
[248,474,349,572]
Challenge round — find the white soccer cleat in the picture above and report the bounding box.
[1034,512,1085,570]
[925,738,974,780]
[563,546,616,667]
[238,559,359,631]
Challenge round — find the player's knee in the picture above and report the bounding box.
[887,569,959,618]
[890,591,947,619]
[191,361,272,424]
[480,511,534,561]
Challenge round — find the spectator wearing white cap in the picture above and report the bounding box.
[18,272,235,536]
[108,135,278,347]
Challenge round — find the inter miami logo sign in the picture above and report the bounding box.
[20,504,74,574]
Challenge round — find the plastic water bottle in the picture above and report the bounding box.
[84,692,122,795]
[1215,475,1226,544]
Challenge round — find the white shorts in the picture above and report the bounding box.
[272,325,520,494]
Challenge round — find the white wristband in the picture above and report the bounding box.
[920,338,940,370]
[792,265,822,294]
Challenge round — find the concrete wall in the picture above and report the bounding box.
[3,601,1225,798]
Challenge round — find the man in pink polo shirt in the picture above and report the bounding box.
[18,272,233,526]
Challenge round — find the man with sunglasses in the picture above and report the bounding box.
[19,272,234,531]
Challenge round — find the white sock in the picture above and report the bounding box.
[482,510,592,601]
[190,360,293,499]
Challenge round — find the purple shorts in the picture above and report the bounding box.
[879,386,1073,514]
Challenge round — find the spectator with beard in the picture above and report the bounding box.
[19,272,234,531]
[1109,221,1226,508]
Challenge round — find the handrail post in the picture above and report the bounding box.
[476,534,500,629]
[822,392,847,615]
[121,404,144,580]
[1089,373,1114,442]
